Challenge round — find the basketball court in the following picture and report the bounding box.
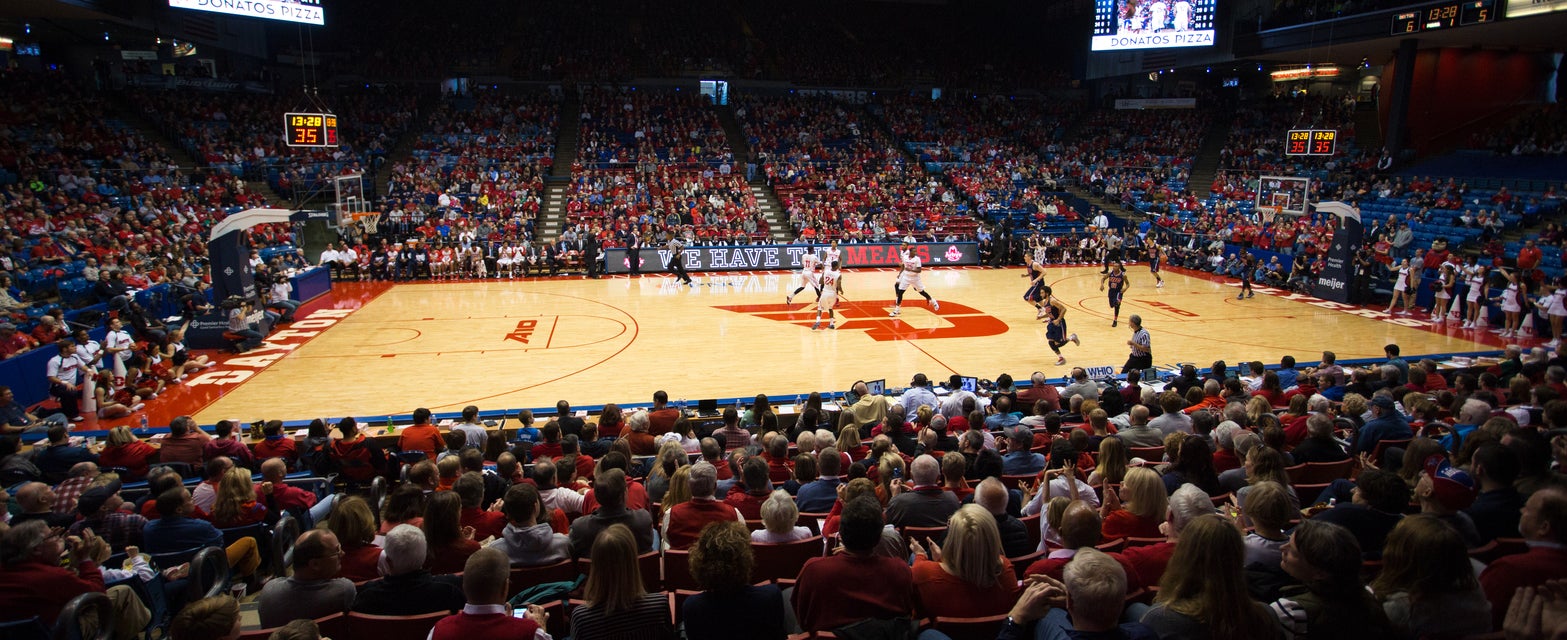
[132,263,1507,426]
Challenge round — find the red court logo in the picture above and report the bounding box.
[714,300,1009,341]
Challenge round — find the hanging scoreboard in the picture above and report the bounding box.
[284,112,339,148]
[1285,129,1337,157]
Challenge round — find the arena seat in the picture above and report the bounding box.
[925,614,1008,640]
[577,551,661,593]
[235,613,347,640]
[661,549,700,591]
[505,559,579,600]
[752,535,826,583]
[343,610,449,640]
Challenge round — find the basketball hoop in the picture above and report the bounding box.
[1259,206,1281,224]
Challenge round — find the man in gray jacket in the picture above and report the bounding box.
[488,483,571,567]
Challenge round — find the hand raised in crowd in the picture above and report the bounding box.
[260,481,274,495]
[908,537,942,562]
[1100,485,1121,517]
[1009,576,1068,626]
[1505,581,1567,640]
[488,498,505,512]
[461,525,476,541]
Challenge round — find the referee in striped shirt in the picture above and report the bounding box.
[1123,314,1152,373]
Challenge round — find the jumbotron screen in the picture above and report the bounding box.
[1092,0,1216,51]
[169,0,324,26]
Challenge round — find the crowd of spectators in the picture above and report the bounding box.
[383,91,557,234]
[738,95,967,243]
[5,349,1567,638]
[1470,104,1567,156]
[880,95,1082,228]
[128,88,420,199]
[0,69,307,339]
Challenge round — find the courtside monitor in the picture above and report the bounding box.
[960,377,979,393]
[170,0,325,26]
[865,379,886,396]
[1092,0,1216,51]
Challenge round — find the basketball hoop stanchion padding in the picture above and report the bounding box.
[186,208,310,349]
[1310,201,1363,304]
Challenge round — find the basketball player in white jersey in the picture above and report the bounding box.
[890,237,938,317]
[1172,0,1193,30]
[787,251,822,305]
[821,240,841,272]
[814,261,844,330]
[1150,0,1169,30]
[497,242,517,278]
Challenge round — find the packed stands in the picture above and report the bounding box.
[1469,104,1567,156]
[384,91,558,233]
[129,89,420,200]
[0,70,282,322]
[879,95,1084,233]
[737,95,970,242]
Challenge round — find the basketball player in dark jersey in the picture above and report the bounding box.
[1238,251,1256,300]
[1023,248,1049,319]
[1147,242,1165,288]
[1099,261,1130,327]
[1041,285,1080,366]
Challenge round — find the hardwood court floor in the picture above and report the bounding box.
[178,265,1506,423]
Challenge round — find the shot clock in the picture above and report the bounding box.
[1285,129,1337,157]
[284,112,340,148]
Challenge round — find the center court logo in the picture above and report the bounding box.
[714,300,1009,342]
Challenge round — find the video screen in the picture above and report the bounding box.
[169,0,324,26]
[1092,0,1217,51]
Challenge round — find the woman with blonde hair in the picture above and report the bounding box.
[1369,514,1491,638]
[572,524,674,640]
[657,465,693,525]
[908,504,1021,619]
[327,495,382,582]
[1141,514,1283,639]
[1100,466,1167,539]
[837,426,867,461]
[98,425,159,480]
[645,441,687,505]
[874,453,905,506]
[1087,436,1128,487]
[1237,445,1299,511]
[1245,396,1273,428]
[210,466,267,528]
[752,489,812,544]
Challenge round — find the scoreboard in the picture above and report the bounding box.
[1391,0,1498,34]
[1286,129,1338,157]
[284,112,339,148]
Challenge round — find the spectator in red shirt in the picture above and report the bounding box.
[159,415,212,473]
[455,472,507,542]
[1480,486,1567,629]
[203,420,255,468]
[99,425,160,481]
[0,322,38,359]
[251,420,297,465]
[212,466,268,528]
[908,504,1020,619]
[399,408,446,460]
[0,521,150,633]
[724,457,774,520]
[792,495,915,632]
[256,458,337,526]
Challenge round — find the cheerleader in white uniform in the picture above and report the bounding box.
[1386,259,1414,316]
[1464,261,1489,329]
[1431,263,1455,323]
[1543,277,1567,347]
[1495,268,1523,337]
